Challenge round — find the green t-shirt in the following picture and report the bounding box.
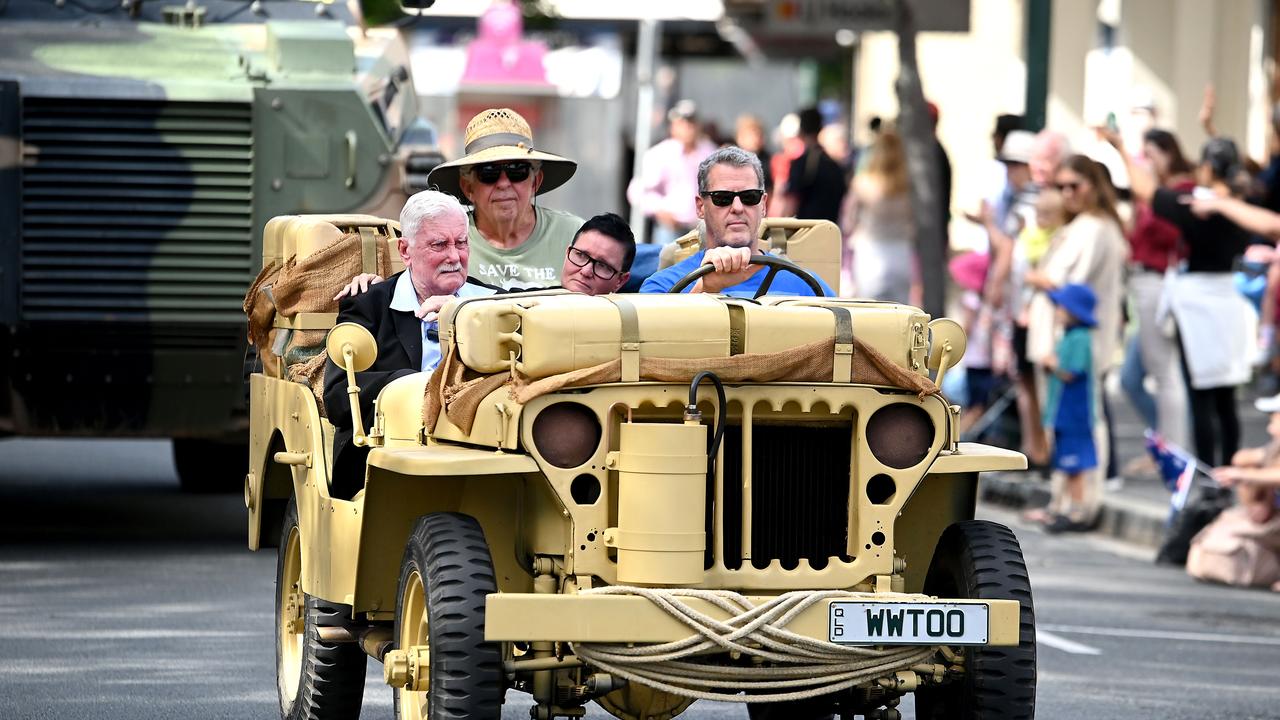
[467,206,584,290]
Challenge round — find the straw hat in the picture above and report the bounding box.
[428,108,577,201]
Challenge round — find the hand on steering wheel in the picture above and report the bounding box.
[667,250,827,299]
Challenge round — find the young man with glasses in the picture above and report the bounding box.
[426,108,584,290]
[640,146,834,296]
[561,213,636,295]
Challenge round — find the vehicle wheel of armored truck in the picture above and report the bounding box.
[173,438,248,494]
[392,512,504,720]
[915,520,1036,720]
[276,499,367,720]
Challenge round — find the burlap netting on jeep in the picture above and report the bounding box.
[424,292,936,430]
[243,229,395,408]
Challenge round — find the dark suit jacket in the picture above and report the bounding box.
[321,274,548,495]
[323,271,423,496]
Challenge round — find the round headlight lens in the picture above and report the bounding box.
[531,402,601,469]
[866,403,933,469]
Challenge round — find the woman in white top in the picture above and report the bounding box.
[841,130,915,303]
[1024,155,1129,526]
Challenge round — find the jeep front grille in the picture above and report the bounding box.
[19,97,254,324]
[716,421,853,571]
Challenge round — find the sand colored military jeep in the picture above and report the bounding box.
[245,215,1034,720]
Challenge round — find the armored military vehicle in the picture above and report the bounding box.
[246,214,1035,720]
[0,0,441,489]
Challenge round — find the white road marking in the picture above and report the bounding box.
[1041,623,1280,647]
[1036,629,1102,655]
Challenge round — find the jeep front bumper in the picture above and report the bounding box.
[485,592,1021,646]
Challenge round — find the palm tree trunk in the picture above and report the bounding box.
[893,0,947,318]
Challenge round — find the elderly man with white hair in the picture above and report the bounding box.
[322,190,494,496]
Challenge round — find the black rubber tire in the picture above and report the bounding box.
[276,499,367,720]
[173,438,247,494]
[394,512,504,719]
[915,520,1036,720]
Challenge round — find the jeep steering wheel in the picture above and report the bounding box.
[667,254,827,299]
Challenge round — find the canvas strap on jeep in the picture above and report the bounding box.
[607,296,641,382]
[820,306,854,383]
[358,226,380,276]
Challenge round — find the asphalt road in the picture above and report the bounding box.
[2,438,1279,720]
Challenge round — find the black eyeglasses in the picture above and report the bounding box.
[1054,181,1082,193]
[700,189,765,207]
[471,161,534,184]
[566,246,620,280]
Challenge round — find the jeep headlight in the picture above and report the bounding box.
[866,403,933,469]
[531,402,602,468]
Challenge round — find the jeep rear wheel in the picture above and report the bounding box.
[394,512,504,720]
[276,499,367,720]
[915,520,1036,720]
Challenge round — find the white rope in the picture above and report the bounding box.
[568,587,939,704]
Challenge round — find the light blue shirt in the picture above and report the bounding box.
[388,272,495,372]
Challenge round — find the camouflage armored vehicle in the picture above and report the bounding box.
[0,0,441,489]
[246,214,1035,720]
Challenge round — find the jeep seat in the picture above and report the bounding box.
[245,214,403,408]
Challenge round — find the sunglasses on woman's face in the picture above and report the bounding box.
[1054,180,1082,194]
[700,188,765,207]
[473,161,534,184]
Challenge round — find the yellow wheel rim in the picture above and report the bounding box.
[397,568,430,718]
[279,525,304,702]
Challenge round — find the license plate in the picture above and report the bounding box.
[828,602,989,645]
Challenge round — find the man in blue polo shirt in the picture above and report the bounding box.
[640,146,833,296]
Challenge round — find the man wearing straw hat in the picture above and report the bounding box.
[428,108,584,290]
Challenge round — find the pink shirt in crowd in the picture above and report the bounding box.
[627,137,717,227]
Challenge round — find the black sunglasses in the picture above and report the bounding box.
[700,189,765,207]
[473,161,534,184]
[566,246,620,280]
[1054,180,1082,193]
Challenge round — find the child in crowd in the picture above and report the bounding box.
[1040,283,1099,533]
[1019,188,1064,269]
[1192,394,1280,591]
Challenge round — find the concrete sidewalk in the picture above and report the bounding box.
[975,382,1272,549]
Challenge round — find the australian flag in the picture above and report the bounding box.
[1144,430,1209,511]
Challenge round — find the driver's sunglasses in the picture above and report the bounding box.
[566,246,620,280]
[700,189,765,207]
[472,161,534,185]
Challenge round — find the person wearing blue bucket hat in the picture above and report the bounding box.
[1040,282,1099,532]
[1046,283,1098,328]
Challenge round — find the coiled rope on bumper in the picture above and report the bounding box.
[568,587,938,704]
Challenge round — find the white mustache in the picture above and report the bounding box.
[438,262,463,273]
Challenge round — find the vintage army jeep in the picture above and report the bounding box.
[244,215,1034,720]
